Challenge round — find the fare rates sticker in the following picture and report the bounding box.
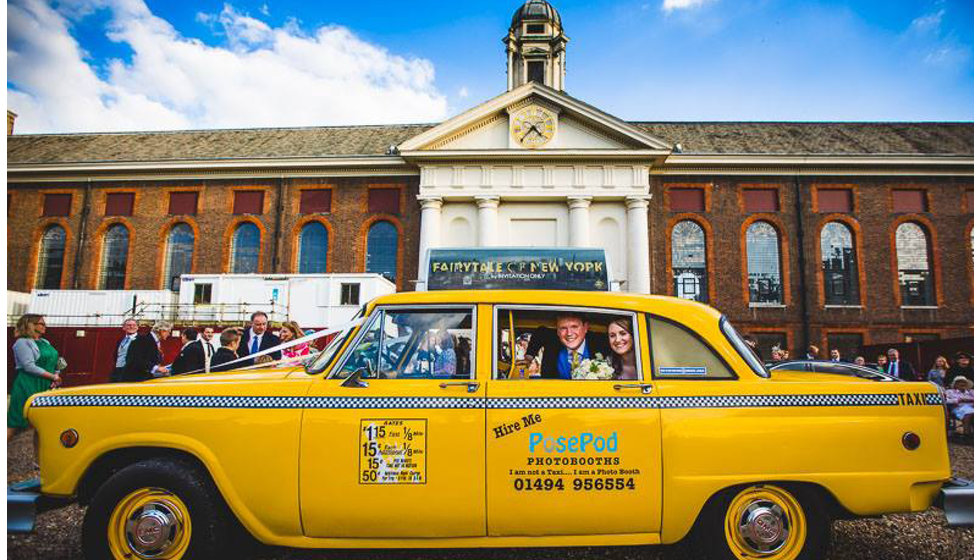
[359,419,427,484]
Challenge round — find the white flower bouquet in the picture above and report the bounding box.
[571,354,615,380]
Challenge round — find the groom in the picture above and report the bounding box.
[528,313,611,380]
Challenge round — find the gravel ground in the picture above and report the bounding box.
[7,429,973,560]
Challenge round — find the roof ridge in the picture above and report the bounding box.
[7,122,439,138]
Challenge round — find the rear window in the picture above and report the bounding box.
[720,317,769,378]
[649,316,734,379]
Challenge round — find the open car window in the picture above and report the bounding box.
[336,307,474,380]
[495,306,641,381]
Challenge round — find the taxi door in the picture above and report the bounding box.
[298,304,486,538]
[485,305,663,537]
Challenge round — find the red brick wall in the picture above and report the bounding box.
[650,175,974,356]
[8,176,420,293]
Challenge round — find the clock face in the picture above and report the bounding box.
[511,106,556,148]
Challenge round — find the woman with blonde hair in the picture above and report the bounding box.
[280,321,311,363]
[8,314,62,440]
[927,355,950,388]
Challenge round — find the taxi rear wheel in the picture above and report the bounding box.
[700,483,830,560]
[82,457,233,560]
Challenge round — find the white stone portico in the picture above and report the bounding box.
[399,82,671,293]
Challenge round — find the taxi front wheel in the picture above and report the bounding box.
[81,457,234,560]
[700,483,831,560]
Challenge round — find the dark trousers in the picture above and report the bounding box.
[111,367,125,383]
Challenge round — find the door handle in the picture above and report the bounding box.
[439,381,480,393]
[613,383,653,394]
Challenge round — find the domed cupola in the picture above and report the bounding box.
[504,0,568,91]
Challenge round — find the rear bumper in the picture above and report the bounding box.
[7,478,72,533]
[934,477,973,527]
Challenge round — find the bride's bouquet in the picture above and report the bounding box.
[571,353,615,380]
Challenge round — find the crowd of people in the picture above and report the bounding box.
[6,311,318,440]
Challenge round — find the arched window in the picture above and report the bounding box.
[366,221,398,282]
[896,222,935,306]
[746,221,782,304]
[298,222,328,274]
[231,222,261,274]
[36,225,66,289]
[163,223,194,291]
[99,224,129,290]
[820,222,859,306]
[671,220,708,302]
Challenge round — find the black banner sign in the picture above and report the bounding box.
[426,248,608,291]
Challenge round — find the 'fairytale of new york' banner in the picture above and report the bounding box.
[426,248,608,291]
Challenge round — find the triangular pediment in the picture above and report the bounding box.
[398,83,672,155]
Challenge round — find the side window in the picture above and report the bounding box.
[495,307,640,381]
[648,316,735,379]
[339,308,473,379]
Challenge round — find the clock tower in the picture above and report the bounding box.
[504,0,568,92]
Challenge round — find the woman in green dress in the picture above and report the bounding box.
[8,314,62,440]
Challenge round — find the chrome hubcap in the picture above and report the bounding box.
[738,500,790,553]
[124,501,182,557]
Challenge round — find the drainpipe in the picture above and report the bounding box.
[72,179,93,289]
[794,174,811,352]
[271,177,285,273]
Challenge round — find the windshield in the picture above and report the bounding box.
[719,317,769,378]
[305,316,365,375]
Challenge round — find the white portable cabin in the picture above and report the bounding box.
[26,290,179,326]
[7,291,32,325]
[175,273,395,329]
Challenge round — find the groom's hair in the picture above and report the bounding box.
[555,313,587,325]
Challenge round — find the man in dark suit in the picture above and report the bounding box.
[171,328,207,375]
[111,318,139,383]
[240,311,282,366]
[123,321,172,382]
[885,348,917,380]
[526,313,612,380]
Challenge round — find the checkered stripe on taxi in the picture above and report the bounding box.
[30,395,484,409]
[32,393,941,409]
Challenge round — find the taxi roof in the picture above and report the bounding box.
[369,290,722,320]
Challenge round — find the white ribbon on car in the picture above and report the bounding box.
[176,317,365,376]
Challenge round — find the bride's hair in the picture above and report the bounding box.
[607,318,633,377]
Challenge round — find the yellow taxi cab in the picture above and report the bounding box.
[16,290,968,560]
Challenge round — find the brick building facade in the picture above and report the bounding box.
[7,1,974,358]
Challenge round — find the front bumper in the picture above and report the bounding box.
[934,477,974,527]
[7,478,71,533]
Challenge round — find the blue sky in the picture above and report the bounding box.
[7,0,974,133]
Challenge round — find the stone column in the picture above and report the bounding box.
[626,196,652,294]
[567,196,592,247]
[417,196,443,290]
[476,196,500,247]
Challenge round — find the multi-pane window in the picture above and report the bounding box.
[36,225,67,289]
[193,283,212,304]
[366,221,398,282]
[340,283,361,306]
[745,221,782,304]
[231,222,261,274]
[896,222,935,306]
[298,222,328,274]
[820,222,860,305]
[99,224,129,290]
[671,220,708,302]
[164,223,195,291]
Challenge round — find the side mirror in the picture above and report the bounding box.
[340,367,370,389]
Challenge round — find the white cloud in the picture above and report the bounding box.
[7,0,449,133]
[456,86,469,98]
[662,0,714,13]
[909,9,944,34]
